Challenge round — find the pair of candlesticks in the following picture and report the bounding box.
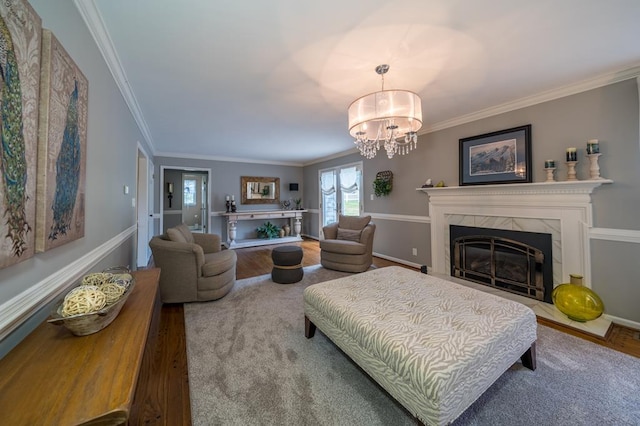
[225,197,237,213]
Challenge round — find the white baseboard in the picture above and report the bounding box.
[604,314,640,331]
[372,252,422,269]
[0,226,136,341]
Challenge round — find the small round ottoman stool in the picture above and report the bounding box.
[271,245,304,284]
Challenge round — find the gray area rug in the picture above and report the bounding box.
[184,265,640,425]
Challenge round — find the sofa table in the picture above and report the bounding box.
[0,268,161,426]
[222,209,307,249]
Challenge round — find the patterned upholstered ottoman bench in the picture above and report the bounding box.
[303,266,537,425]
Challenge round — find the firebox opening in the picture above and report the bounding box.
[450,225,553,303]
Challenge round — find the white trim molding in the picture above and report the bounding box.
[366,212,430,224]
[155,151,304,167]
[424,65,640,134]
[604,314,640,331]
[73,0,155,151]
[0,226,136,341]
[590,227,640,244]
[419,180,613,288]
[372,252,421,269]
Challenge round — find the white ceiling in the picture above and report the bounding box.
[84,0,640,165]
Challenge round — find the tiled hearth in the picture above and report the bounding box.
[432,271,612,337]
[419,180,613,338]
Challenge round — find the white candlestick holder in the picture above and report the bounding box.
[565,161,578,181]
[544,167,556,182]
[587,153,604,180]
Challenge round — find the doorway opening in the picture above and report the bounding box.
[160,166,211,234]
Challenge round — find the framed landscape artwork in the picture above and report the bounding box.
[459,125,532,186]
[0,0,42,270]
[36,29,88,252]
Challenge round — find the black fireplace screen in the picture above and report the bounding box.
[450,225,553,303]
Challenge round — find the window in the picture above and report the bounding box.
[183,179,196,206]
[319,162,363,232]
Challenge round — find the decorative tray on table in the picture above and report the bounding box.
[47,267,135,336]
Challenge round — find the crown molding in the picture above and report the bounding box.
[302,147,359,166]
[154,151,304,167]
[71,2,640,163]
[73,0,155,152]
[423,65,640,134]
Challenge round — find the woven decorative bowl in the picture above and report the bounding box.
[48,268,135,336]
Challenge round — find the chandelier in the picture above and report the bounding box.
[348,64,423,159]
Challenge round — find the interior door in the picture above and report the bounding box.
[182,173,206,233]
[319,162,363,236]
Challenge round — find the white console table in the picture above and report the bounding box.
[221,209,307,249]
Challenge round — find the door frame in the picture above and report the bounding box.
[135,142,152,268]
[159,165,212,234]
[318,161,363,238]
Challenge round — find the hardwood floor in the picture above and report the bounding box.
[134,238,640,424]
[234,238,409,279]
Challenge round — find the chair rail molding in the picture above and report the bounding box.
[0,226,137,341]
[590,227,640,244]
[365,212,430,224]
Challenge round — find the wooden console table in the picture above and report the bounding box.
[0,269,161,425]
[222,209,307,249]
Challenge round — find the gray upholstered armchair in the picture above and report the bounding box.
[149,224,236,303]
[320,215,376,273]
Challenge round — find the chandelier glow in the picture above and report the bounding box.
[348,65,423,159]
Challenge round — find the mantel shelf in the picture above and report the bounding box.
[416,179,613,196]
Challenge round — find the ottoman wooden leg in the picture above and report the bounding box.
[521,342,537,370]
[305,316,316,338]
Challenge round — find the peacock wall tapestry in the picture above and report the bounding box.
[0,0,42,270]
[36,29,87,253]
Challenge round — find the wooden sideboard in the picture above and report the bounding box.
[0,268,161,425]
[221,209,307,249]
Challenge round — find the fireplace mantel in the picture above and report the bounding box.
[417,180,612,199]
[417,180,612,288]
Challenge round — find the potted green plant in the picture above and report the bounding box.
[294,198,302,210]
[256,221,281,239]
[373,177,392,197]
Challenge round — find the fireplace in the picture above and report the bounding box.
[450,225,553,303]
[418,181,613,337]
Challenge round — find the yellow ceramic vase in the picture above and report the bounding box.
[552,275,604,322]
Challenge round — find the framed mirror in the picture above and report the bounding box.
[241,176,280,205]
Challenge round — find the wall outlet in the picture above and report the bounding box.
[412,248,418,256]
[370,194,374,200]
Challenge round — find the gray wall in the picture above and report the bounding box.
[1,3,637,361]
[0,1,151,358]
[303,78,640,322]
[154,157,304,240]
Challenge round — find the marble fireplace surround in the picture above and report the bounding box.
[419,180,613,336]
